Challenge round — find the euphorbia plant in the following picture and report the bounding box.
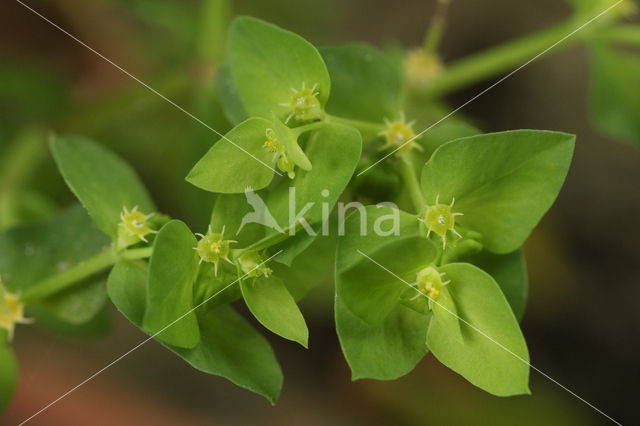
[1,0,638,414]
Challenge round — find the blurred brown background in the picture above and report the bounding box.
[1,0,639,425]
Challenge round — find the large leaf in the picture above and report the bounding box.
[186,117,276,193]
[0,205,110,326]
[320,44,401,122]
[240,275,308,347]
[106,260,283,403]
[228,16,330,120]
[590,43,640,144]
[214,63,248,126]
[171,305,283,404]
[427,263,530,396]
[336,206,437,324]
[50,135,154,237]
[467,249,528,320]
[421,130,574,254]
[107,259,148,327]
[0,340,17,412]
[335,296,429,380]
[143,220,200,348]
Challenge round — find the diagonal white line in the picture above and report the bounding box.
[13,0,282,176]
[356,249,622,426]
[18,250,283,425]
[357,0,625,176]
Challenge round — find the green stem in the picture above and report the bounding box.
[324,114,385,136]
[21,246,152,303]
[596,24,640,45]
[424,17,588,97]
[398,156,425,214]
[423,0,451,55]
[234,220,306,257]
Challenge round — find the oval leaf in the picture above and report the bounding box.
[335,296,429,380]
[186,117,276,193]
[143,220,200,348]
[421,130,575,254]
[50,135,154,237]
[240,275,308,347]
[228,16,330,120]
[427,263,530,396]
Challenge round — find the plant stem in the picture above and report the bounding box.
[292,121,326,137]
[398,156,425,214]
[424,17,587,97]
[324,114,385,136]
[423,0,451,55]
[596,24,640,45]
[21,246,152,303]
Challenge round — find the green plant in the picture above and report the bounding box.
[1,0,638,414]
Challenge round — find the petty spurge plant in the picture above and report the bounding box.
[1,0,639,414]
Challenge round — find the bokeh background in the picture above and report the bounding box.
[1,0,639,424]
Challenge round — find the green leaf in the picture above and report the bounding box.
[335,296,429,380]
[143,220,200,348]
[210,193,265,247]
[272,118,311,171]
[186,117,276,193]
[228,16,330,120]
[430,284,463,343]
[240,275,308,347]
[214,63,248,126]
[0,205,110,326]
[467,249,528,320]
[589,43,640,144]
[106,260,283,403]
[320,44,401,122]
[50,135,154,237]
[0,341,17,412]
[427,263,530,396]
[421,130,575,254]
[268,123,362,229]
[171,304,283,404]
[336,206,437,324]
[107,259,148,327]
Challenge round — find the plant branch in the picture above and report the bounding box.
[21,246,153,303]
[398,156,425,214]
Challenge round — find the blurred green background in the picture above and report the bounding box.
[1,0,639,424]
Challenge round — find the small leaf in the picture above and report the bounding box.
[143,220,200,348]
[240,275,308,347]
[171,304,283,404]
[272,118,311,171]
[50,135,154,237]
[186,117,276,193]
[40,277,107,325]
[210,193,265,247]
[336,206,437,324]
[0,340,17,411]
[107,259,148,327]
[421,130,575,254]
[228,16,330,120]
[467,249,528,320]
[430,284,463,343]
[335,296,429,380]
[320,44,401,122]
[427,263,530,396]
[589,42,640,144]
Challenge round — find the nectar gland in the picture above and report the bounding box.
[419,195,463,249]
[195,225,236,276]
[379,112,423,155]
[117,206,157,249]
[263,128,296,178]
[238,251,273,279]
[280,82,323,124]
[0,280,33,341]
[410,266,450,309]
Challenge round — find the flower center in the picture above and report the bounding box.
[379,112,422,154]
[281,82,323,124]
[419,195,464,249]
[195,225,236,275]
